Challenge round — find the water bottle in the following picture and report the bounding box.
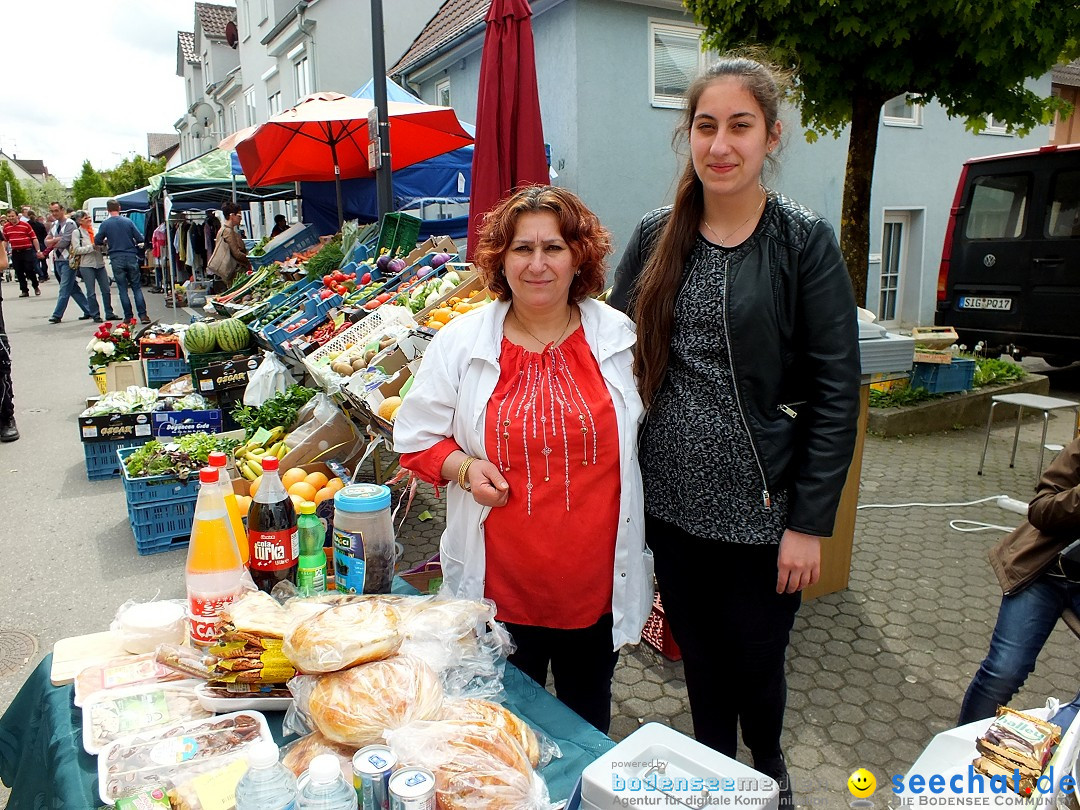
[297,754,358,810]
[235,741,298,810]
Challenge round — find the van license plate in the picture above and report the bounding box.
[958,296,1012,311]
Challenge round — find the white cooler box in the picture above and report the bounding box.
[578,723,779,810]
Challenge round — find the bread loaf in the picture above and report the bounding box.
[284,599,403,673]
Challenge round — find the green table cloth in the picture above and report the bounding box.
[0,653,613,808]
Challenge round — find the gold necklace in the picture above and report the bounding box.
[702,188,767,246]
[511,305,575,349]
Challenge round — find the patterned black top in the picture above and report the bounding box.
[640,236,790,543]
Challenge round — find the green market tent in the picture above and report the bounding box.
[148,148,295,205]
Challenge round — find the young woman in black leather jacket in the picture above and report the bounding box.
[610,54,860,806]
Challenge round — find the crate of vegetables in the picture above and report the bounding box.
[118,433,242,506]
[303,305,417,391]
[249,223,319,269]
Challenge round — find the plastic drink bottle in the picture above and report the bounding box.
[297,754,358,810]
[235,741,298,810]
[208,450,249,565]
[186,467,246,646]
[296,501,327,597]
[247,456,298,593]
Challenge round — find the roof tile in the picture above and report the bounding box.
[195,2,236,40]
[391,0,489,77]
[178,31,200,64]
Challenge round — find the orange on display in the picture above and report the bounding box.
[314,487,335,506]
[305,471,329,491]
[288,481,318,502]
[249,476,262,498]
[282,468,308,490]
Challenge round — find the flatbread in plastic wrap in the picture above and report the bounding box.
[281,731,358,782]
[386,719,554,810]
[439,698,542,768]
[283,599,403,673]
[289,654,444,746]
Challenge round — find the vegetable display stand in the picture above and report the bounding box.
[84,438,152,481]
[304,305,416,391]
[250,224,319,270]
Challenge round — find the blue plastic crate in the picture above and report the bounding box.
[909,357,976,394]
[117,446,203,505]
[250,224,319,269]
[262,292,343,352]
[84,438,151,481]
[145,357,189,384]
[128,497,196,555]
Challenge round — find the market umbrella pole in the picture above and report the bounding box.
[331,139,344,230]
[370,0,394,218]
[466,0,549,260]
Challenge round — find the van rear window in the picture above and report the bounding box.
[1044,169,1080,238]
[964,174,1028,239]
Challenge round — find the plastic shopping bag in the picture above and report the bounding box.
[279,392,365,469]
[243,350,295,407]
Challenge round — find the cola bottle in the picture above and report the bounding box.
[247,456,298,593]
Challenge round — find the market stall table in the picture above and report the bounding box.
[1,581,614,809]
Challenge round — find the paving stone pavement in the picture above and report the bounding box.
[388,405,1080,810]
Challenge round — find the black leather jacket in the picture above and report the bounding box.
[610,195,860,537]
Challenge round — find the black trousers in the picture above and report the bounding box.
[504,613,619,733]
[11,249,38,294]
[0,331,12,422]
[646,514,801,766]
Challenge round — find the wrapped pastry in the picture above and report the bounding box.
[220,590,290,641]
[281,731,358,782]
[300,655,444,745]
[284,600,403,673]
[439,698,541,768]
[971,756,1039,796]
[386,719,553,810]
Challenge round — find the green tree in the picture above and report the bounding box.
[0,161,28,210]
[21,178,71,213]
[103,155,166,195]
[71,160,112,208]
[685,0,1080,306]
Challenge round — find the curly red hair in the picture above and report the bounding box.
[472,185,612,302]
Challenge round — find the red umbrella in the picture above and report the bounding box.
[466,0,549,259]
[232,92,473,225]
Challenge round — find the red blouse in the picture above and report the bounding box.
[399,326,620,629]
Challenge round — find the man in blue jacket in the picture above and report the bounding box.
[95,200,148,323]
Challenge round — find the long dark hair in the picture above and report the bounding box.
[632,54,788,407]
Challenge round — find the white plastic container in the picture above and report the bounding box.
[579,723,778,810]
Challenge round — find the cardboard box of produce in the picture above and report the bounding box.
[79,412,154,444]
[195,356,260,393]
[150,410,224,437]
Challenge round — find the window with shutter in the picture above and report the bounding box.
[650,22,704,109]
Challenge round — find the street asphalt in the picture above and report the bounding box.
[1,273,1079,809]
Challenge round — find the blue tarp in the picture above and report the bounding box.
[300,78,473,237]
[114,185,222,213]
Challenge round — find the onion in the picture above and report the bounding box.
[430,252,453,267]
[388,258,407,274]
[418,265,434,278]
[376,254,391,270]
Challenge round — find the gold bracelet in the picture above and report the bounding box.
[456,456,474,491]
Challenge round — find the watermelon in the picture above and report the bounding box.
[214,318,251,352]
[185,321,217,354]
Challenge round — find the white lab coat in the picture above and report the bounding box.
[393,297,654,649]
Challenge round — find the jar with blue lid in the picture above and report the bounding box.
[333,483,394,594]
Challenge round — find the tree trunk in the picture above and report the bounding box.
[841,92,882,310]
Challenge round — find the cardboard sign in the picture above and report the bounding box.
[195,356,259,393]
[151,410,224,437]
[79,412,153,444]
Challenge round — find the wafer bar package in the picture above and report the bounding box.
[977,707,1061,770]
[970,756,1038,796]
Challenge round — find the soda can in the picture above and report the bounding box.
[353,745,397,810]
[388,767,436,810]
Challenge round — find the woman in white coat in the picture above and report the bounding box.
[393,186,653,733]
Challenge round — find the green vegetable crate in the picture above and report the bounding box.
[375,212,421,260]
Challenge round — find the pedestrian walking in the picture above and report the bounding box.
[0,228,17,442]
[69,211,118,323]
[45,203,93,324]
[958,436,1080,725]
[1,210,41,297]
[23,210,49,283]
[95,200,148,323]
[610,52,860,807]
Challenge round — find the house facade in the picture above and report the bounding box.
[392,0,1064,329]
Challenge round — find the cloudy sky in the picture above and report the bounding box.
[1,2,217,184]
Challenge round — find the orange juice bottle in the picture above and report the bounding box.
[186,466,246,646]
[208,451,249,565]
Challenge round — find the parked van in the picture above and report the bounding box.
[935,143,1080,364]
[82,197,112,225]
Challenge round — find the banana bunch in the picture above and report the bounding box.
[235,426,290,480]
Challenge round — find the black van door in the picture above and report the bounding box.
[946,166,1030,339]
[1025,165,1080,342]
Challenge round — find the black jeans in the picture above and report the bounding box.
[646,514,801,765]
[11,249,38,294]
[504,614,619,733]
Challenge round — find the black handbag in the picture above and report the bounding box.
[1057,538,1080,581]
